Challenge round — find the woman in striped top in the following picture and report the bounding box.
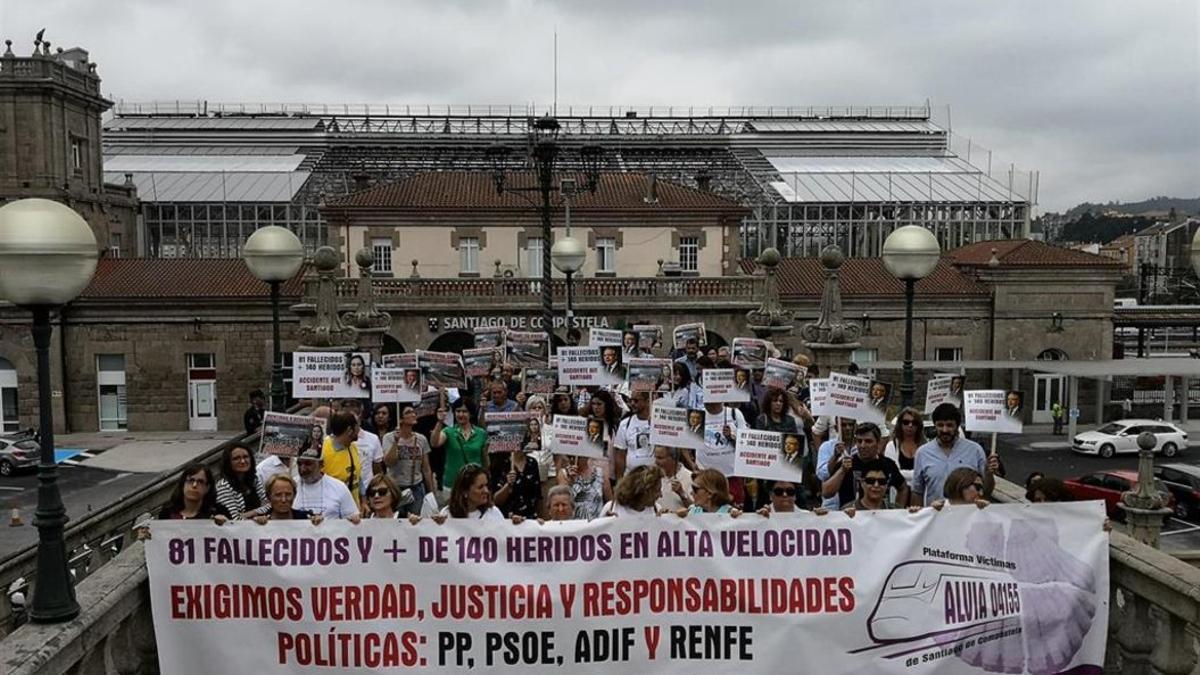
[214,444,267,519]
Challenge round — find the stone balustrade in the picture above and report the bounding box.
[0,55,101,96]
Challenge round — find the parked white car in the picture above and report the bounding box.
[1072,419,1188,459]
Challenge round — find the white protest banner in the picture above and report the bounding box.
[965,390,1025,434]
[733,428,805,483]
[596,344,626,387]
[507,330,550,368]
[827,372,884,425]
[731,337,769,370]
[370,367,422,403]
[762,358,801,390]
[809,378,830,417]
[522,368,558,395]
[557,346,601,386]
[702,368,750,403]
[633,324,663,354]
[589,328,623,347]
[292,352,373,399]
[260,412,324,458]
[650,401,702,450]
[417,351,467,389]
[474,326,506,350]
[940,373,966,408]
[462,347,499,379]
[485,411,532,453]
[627,358,671,393]
[147,504,1110,674]
[925,376,953,414]
[413,390,441,418]
[551,415,605,459]
[672,322,706,349]
[381,353,416,369]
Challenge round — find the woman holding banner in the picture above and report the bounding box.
[431,396,488,500]
[253,475,319,523]
[366,474,407,520]
[383,405,436,517]
[940,467,990,509]
[214,444,266,520]
[602,465,663,518]
[440,464,503,521]
[680,469,740,517]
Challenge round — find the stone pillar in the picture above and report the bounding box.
[297,246,357,352]
[343,248,392,362]
[1164,375,1174,422]
[744,247,794,353]
[1096,377,1107,424]
[800,246,862,376]
[1066,376,1079,440]
[1119,432,1173,548]
[1179,377,1189,423]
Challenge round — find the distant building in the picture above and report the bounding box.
[1100,234,1136,274]
[1134,218,1200,301]
[0,39,137,256]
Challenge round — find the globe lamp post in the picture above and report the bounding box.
[882,225,941,408]
[243,226,306,413]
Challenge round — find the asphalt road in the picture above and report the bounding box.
[0,464,155,557]
[993,432,1200,551]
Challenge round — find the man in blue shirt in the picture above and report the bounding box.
[674,338,700,380]
[911,403,999,506]
[815,417,859,509]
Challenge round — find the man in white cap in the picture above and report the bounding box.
[294,446,361,521]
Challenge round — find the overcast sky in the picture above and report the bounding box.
[4,0,1197,212]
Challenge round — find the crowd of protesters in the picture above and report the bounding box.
[159,338,1096,531]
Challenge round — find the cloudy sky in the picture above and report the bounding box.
[4,0,1197,212]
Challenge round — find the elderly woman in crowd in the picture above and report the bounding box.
[757,480,801,516]
[602,465,663,518]
[546,485,575,522]
[679,468,740,517]
[214,444,266,520]
[366,474,408,519]
[158,463,230,522]
[253,474,320,524]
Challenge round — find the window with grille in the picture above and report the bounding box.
[526,237,543,278]
[935,347,963,362]
[371,238,393,275]
[460,237,479,275]
[679,236,699,273]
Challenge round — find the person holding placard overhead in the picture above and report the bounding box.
[910,403,999,507]
[432,396,488,500]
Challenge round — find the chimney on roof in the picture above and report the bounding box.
[988,248,1000,267]
[695,170,712,192]
[351,172,371,192]
[643,174,659,204]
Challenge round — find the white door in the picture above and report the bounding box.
[189,381,217,431]
[1033,374,1065,424]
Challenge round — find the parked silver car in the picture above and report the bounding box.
[0,433,40,476]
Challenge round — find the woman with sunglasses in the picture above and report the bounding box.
[934,467,989,509]
[842,468,896,516]
[383,405,435,517]
[756,480,801,515]
[885,407,924,472]
[366,474,406,520]
[678,469,741,517]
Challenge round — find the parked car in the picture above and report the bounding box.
[0,432,40,477]
[1063,469,1175,519]
[1071,419,1187,458]
[1153,463,1200,521]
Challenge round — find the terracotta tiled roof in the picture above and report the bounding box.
[739,258,989,298]
[79,258,307,299]
[948,239,1124,268]
[325,171,745,212]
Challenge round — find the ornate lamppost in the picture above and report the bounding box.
[0,198,100,622]
[243,226,306,412]
[882,226,941,408]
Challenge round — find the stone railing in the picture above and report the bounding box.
[0,431,254,638]
[0,55,101,96]
[991,478,1200,674]
[312,275,762,309]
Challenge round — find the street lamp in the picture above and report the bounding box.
[551,236,587,330]
[486,116,602,340]
[882,225,941,408]
[243,226,306,413]
[0,198,100,623]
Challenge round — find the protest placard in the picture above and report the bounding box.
[809,378,830,417]
[370,367,421,403]
[413,390,441,418]
[731,337,769,370]
[522,368,558,394]
[484,411,531,453]
[672,322,707,349]
[942,373,966,408]
[762,357,801,390]
[924,376,952,414]
[650,401,702,450]
[147,502,1111,675]
[506,330,550,368]
[965,390,1025,434]
[733,428,805,483]
[596,343,626,386]
[627,358,670,393]
[292,352,372,398]
[589,328,623,347]
[380,353,416,369]
[551,415,605,459]
[557,346,601,387]
[259,412,324,458]
[867,380,893,419]
[462,347,499,379]
[416,351,466,389]
[827,372,884,424]
[702,368,750,403]
[473,326,506,350]
[632,324,664,354]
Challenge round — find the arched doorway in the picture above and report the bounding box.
[703,330,728,350]
[382,335,407,356]
[1032,349,1069,423]
[427,331,474,354]
[0,357,16,432]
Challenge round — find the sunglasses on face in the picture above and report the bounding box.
[368,488,390,498]
[772,488,796,497]
[861,477,888,486]
[899,419,917,426]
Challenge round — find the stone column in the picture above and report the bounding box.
[800,246,862,374]
[1119,432,1173,547]
[744,247,794,352]
[342,248,392,362]
[297,246,358,352]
